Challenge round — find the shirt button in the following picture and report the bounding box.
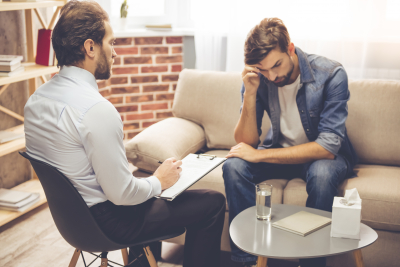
[301,110,304,113]
[307,129,310,131]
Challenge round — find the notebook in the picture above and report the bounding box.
[158,154,226,201]
[272,211,332,236]
[0,188,32,204]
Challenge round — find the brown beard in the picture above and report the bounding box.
[272,54,295,87]
[94,48,111,80]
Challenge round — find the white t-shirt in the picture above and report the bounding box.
[278,74,309,147]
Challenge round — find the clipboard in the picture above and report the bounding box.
[157,153,226,201]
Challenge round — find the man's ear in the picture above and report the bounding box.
[288,42,295,56]
[83,39,95,58]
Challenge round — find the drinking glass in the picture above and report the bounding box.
[256,182,273,220]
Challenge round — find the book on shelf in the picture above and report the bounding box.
[36,29,55,66]
[0,55,23,66]
[0,188,40,212]
[272,211,332,236]
[0,129,25,144]
[0,66,25,77]
[0,61,21,72]
[145,24,172,31]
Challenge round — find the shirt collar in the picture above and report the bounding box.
[58,66,99,90]
[295,46,315,84]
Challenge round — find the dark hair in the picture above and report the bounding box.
[244,18,291,65]
[52,0,109,67]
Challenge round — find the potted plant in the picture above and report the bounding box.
[119,0,128,30]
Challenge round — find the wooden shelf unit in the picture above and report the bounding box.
[0,0,67,227]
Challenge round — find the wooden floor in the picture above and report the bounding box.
[0,203,298,267]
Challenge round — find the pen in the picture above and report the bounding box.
[158,161,163,164]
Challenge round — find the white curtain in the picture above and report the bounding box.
[191,0,400,80]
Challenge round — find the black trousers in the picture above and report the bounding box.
[90,189,226,267]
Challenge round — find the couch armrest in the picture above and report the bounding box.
[125,117,206,173]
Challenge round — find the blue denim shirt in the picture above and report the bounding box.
[240,47,358,169]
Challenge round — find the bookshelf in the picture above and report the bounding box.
[0,0,66,227]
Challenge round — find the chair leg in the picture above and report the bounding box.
[100,252,108,267]
[121,248,129,266]
[143,246,158,267]
[68,248,81,267]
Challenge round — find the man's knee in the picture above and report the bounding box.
[306,159,346,188]
[222,157,250,182]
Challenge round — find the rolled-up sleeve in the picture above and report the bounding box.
[80,101,161,205]
[315,67,349,156]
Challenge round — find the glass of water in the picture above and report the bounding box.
[256,182,273,220]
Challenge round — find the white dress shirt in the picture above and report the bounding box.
[278,74,309,148]
[24,66,161,207]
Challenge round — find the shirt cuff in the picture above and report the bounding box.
[145,175,162,196]
[315,132,343,156]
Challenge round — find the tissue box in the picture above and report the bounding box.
[331,196,362,239]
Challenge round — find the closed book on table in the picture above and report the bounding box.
[0,193,40,212]
[36,29,55,66]
[0,129,25,144]
[272,211,332,236]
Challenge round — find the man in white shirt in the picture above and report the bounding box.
[24,1,225,266]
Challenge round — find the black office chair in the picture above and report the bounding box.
[19,151,185,267]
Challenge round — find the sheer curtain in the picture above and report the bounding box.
[191,0,400,80]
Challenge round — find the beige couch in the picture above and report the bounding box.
[125,69,400,267]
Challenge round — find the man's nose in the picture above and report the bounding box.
[268,71,277,81]
[112,49,117,58]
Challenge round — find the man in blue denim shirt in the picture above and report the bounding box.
[222,18,358,267]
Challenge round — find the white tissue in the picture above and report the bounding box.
[342,188,361,206]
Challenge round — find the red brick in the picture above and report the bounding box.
[156,111,173,119]
[131,75,158,83]
[121,114,125,121]
[156,55,182,64]
[171,46,182,54]
[141,65,168,73]
[134,37,163,45]
[109,96,123,104]
[111,86,140,94]
[162,74,179,82]
[127,131,141,139]
[123,122,140,130]
[97,80,107,89]
[113,57,121,65]
[171,64,182,72]
[124,56,152,65]
[99,89,110,97]
[166,37,183,44]
[156,93,175,101]
[126,112,154,120]
[114,47,138,55]
[141,47,169,54]
[116,105,138,112]
[126,94,154,103]
[172,84,177,91]
[143,121,160,128]
[141,103,168,111]
[112,66,139,75]
[114,38,132,45]
[143,84,169,92]
[110,77,128,85]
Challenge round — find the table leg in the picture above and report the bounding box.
[257,256,268,267]
[353,249,365,267]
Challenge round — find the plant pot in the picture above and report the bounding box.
[118,18,127,31]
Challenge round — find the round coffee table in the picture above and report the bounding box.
[230,204,378,267]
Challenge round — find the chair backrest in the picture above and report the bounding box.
[19,152,123,252]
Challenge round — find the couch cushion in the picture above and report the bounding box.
[125,118,206,173]
[347,80,400,166]
[283,164,400,232]
[188,150,289,211]
[173,69,271,149]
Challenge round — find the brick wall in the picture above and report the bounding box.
[97,36,183,140]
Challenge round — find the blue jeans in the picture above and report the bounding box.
[222,154,349,266]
